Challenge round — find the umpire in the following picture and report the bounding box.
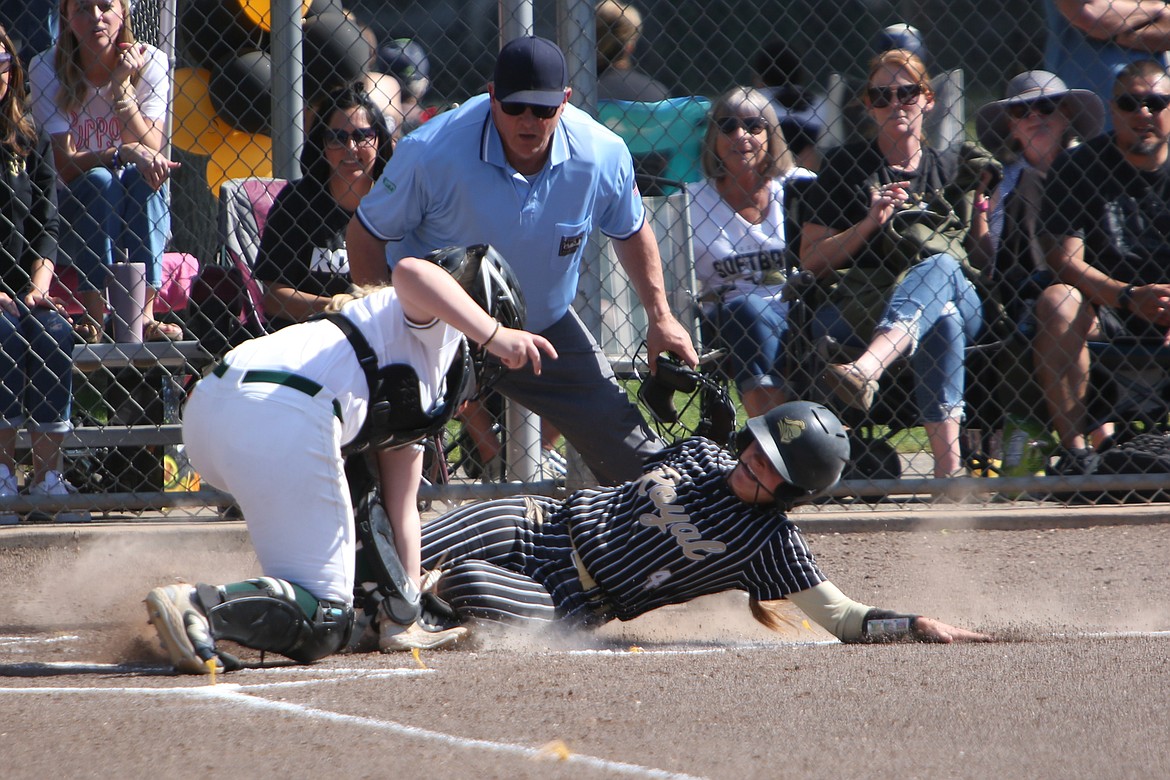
[347,36,697,485]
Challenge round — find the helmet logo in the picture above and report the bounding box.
[777,417,806,444]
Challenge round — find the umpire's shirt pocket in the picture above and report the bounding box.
[553,221,588,269]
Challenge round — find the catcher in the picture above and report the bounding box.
[145,246,554,674]
[377,400,991,648]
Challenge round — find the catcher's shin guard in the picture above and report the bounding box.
[196,577,355,663]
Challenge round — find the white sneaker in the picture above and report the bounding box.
[145,584,221,674]
[379,620,468,652]
[0,465,17,525]
[29,470,91,523]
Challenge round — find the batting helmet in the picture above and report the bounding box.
[424,244,527,392]
[736,401,850,502]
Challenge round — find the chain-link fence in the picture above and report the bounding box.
[1,0,1168,521]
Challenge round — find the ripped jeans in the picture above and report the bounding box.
[813,253,984,423]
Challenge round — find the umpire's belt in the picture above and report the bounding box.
[211,361,343,422]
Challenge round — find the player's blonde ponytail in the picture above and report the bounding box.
[325,283,387,313]
[749,597,806,633]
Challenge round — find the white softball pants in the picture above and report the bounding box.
[182,369,355,605]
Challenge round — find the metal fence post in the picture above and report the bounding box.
[270,0,304,181]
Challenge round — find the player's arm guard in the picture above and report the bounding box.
[859,608,922,643]
[786,582,871,642]
[786,583,921,643]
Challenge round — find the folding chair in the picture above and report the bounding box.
[597,96,710,196]
[217,176,289,334]
[187,177,287,356]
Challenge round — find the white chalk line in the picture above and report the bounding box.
[0,634,79,647]
[1062,629,1170,640]
[566,639,839,656]
[0,675,706,780]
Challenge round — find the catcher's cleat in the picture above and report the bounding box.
[379,620,468,653]
[145,584,222,675]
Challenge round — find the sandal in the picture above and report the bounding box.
[145,319,184,341]
[73,319,104,345]
[822,363,879,414]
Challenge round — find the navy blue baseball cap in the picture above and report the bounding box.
[378,38,431,93]
[493,36,569,107]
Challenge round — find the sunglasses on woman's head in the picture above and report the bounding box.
[323,127,378,149]
[866,83,923,108]
[0,53,11,74]
[715,116,769,135]
[1114,92,1170,114]
[1007,97,1062,120]
[499,102,560,119]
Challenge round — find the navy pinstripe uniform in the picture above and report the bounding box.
[420,438,826,627]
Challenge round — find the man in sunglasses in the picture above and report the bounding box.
[1034,59,1170,476]
[347,35,697,485]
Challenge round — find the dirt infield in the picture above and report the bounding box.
[2,515,1169,779]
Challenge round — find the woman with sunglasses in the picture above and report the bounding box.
[0,26,89,522]
[801,49,996,479]
[976,71,1104,329]
[689,87,813,417]
[29,0,181,342]
[253,84,393,331]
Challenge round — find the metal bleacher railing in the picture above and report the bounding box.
[3,0,1169,522]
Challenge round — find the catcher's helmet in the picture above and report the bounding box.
[424,244,526,392]
[425,244,526,329]
[736,401,850,501]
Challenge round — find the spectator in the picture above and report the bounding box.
[29,0,181,342]
[0,25,87,524]
[595,0,670,102]
[688,86,812,417]
[1034,60,1170,475]
[800,48,996,479]
[363,71,402,142]
[376,37,430,136]
[253,84,393,331]
[347,36,697,485]
[976,71,1104,326]
[750,36,824,171]
[1045,0,1170,130]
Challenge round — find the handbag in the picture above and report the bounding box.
[829,142,1003,339]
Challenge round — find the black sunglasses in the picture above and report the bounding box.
[715,116,769,135]
[0,53,11,75]
[1007,97,1062,120]
[323,127,378,149]
[1114,92,1170,114]
[499,101,560,119]
[866,83,923,108]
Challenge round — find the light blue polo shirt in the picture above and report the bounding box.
[356,93,645,333]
